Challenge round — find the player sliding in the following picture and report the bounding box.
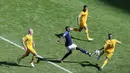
[57,26,91,62]
[17,29,43,67]
[70,5,93,41]
[97,33,121,71]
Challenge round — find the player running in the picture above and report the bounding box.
[70,5,93,41]
[57,26,91,62]
[97,33,121,71]
[17,29,43,67]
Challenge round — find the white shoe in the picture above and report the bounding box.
[31,63,35,68]
[36,55,43,59]
[88,38,93,41]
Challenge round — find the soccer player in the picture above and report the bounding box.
[97,33,121,71]
[70,5,93,41]
[57,26,91,62]
[17,29,43,67]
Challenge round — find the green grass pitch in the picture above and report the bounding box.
[0,0,130,73]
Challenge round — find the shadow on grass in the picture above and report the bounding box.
[55,33,88,42]
[99,0,130,12]
[38,58,100,70]
[79,61,100,70]
[0,61,31,68]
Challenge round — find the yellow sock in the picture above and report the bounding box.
[85,29,90,39]
[30,56,35,63]
[101,59,108,69]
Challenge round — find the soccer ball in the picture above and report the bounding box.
[95,50,100,55]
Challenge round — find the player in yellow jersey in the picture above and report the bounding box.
[17,29,43,67]
[70,5,93,41]
[97,33,121,71]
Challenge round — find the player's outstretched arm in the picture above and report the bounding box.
[57,36,64,43]
[77,13,81,25]
[116,40,121,44]
[22,39,27,50]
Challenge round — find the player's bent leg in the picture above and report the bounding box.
[30,48,43,59]
[84,26,93,41]
[61,50,72,62]
[99,53,112,71]
[79,27,83,32]
[17,51,30,64]
[100,58,109,71]
[30,56,35,67]
[29,48,43,63]
[97,50,104,60]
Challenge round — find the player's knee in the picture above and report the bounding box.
[68,50,72,54]
[25,54,29,56]
[76,47,80,50]
[32,57,35,60]
[79,29,82,32]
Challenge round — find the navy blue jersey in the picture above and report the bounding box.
[63,31,72,47]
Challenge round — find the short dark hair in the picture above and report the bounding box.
[65,26,70,31]
[108,33,112,39]
[83,5,88,9]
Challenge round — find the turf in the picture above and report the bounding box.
[0,0,130,73]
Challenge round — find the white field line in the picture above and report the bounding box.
[0,36,73,73]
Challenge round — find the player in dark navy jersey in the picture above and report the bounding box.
[57,26,91,62]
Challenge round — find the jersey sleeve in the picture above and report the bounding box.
[23,35,28,42]
[63,32,68,37]
[103,40,108,48]
[79,11,83,17]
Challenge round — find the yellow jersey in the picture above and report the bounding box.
[23,34,33,48]
[79,10,88,25]
[104,39,120,53]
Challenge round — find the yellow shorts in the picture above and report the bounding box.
[27,46,36,55]
[105,52,113,59]
[80,23,87,28]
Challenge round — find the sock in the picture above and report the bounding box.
[30,56,35,63]
[101,59,108,68]
[85,29,90,39]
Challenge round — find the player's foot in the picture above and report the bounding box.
[31,62,35,68]
[57,59,64,63]
[60,60,64,63]
[88,38,93,41]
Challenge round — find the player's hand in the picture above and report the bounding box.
[24,47,27,51]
